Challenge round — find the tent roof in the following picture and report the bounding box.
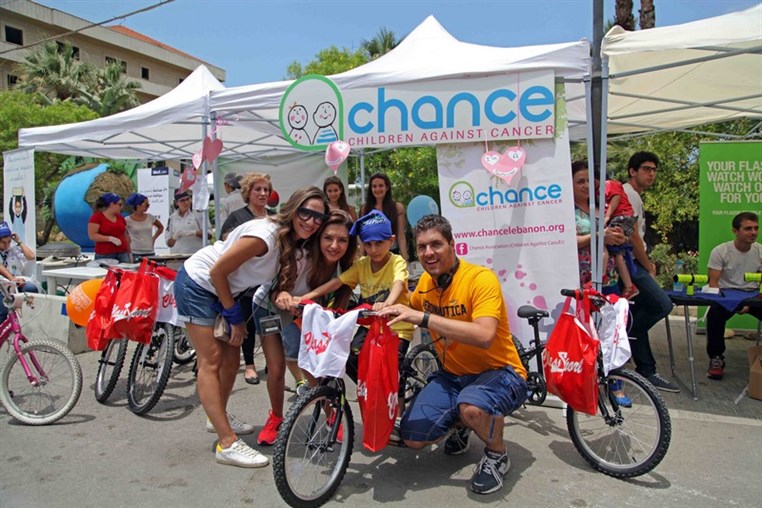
[601,3,762,136]
[18,16,589,162]
[18,65,225,159]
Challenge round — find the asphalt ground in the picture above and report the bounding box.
[1,313,761,507]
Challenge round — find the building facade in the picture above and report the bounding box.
[1,0,225,102]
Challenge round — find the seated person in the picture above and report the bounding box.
[705,211,762,380]
[604,179,639,299]
[298,210,413,382]
[0,221,38,321]
[378,215,527,496]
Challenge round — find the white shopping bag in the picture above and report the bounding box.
[298,304,363,379]
[157,277,178,325]
[599,296,632,375]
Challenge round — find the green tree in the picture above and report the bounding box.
[361,28,399,60]
[15,41,95,104]
[78,61,141,116]
[286,46,367,79]
[0,90,99,244]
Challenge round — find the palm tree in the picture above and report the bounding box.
[639,0,656,29]
[77,61,141,116]
[615,0,635,30]
[361,28,399,60]
[15,41,95,104]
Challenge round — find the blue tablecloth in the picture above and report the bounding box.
[666,289,762,313]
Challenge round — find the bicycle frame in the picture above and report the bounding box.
[0,293,46,386]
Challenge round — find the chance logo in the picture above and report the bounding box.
[279,75,344,151]
[449,181,476,208]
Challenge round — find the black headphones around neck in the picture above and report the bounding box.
[437,258,460,291]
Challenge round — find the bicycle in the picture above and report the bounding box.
[0,281,82,425]
[273,308,434,508]
[172,327,195,365]
[519,288,672,478]
[94,337,129,403]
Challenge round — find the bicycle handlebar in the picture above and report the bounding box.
[294,302,378,318]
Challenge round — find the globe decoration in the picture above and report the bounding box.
[53,163,134,250]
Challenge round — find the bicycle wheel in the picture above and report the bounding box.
[566,368,672,478]
[0,339,83,425]
[400,342,441,409]
[172,326,196,365]
[273,385,354,507]
[94,338,128,403]
[126,323,174,415]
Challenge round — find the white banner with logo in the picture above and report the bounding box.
[436,130,578,346]
[137,167,177,255]
[3,148,36,252]
[280,72,556,150]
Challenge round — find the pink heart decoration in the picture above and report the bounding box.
[504,146,527,172]
[202,136,224,164]
[325,141,350,172]
[180,167,197,191]
[481,150,518,184]
[191,149,203,169]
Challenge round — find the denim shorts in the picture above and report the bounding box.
[175,266,218,327]
[281,320,302,361]
[399,366,528,443]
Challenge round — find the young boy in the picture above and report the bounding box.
[298,210,414,381]
[604,179,639,299]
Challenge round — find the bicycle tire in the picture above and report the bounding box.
[273,385,354,507]
[94,338,128,403]
[400,342,441,409]
[566,368,672,478]
[126,323,174,415]
[0,339,83,425]
[172,326,196,365]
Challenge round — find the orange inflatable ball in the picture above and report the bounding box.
[66,278,103,326]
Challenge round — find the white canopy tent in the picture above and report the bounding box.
[601,3,762,139]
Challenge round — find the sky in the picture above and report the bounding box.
[34,0,762,87]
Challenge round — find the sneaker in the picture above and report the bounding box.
[295,380,309,397]
[388,420,405,447]
[326,413,343,443]
[646,373,681,393]
[215,439,269,468]
[444,427,471,456]
[621,285,640,300]
[471,449,510,495]
[257,410,283,446]
[609,380,632,408]
[707,356,725,380]
[206,412,255,435]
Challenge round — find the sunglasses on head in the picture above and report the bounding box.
[297,207,328,225]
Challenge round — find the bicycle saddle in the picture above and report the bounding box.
[517,305,549,319]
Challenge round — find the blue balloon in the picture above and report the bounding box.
[407,195,439,227]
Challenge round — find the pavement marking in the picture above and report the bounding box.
[669,408,762,427]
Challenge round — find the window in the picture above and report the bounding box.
[141,67,150,80]
[7,74,19,87]
[56,42,80,59]
[105,56,127,73]
[4,26,23,45]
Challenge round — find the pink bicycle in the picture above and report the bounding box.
[0,281,82,425]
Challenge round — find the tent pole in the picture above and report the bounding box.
[595,58,611,289]
[584,73,598,288]
[359,149,366,210]
[200,108,210,247]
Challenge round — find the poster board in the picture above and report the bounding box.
[137,167,180,255]
[2,148,36,252]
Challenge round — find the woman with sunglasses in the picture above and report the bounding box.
[174,186,328,469]
[360,172,408,261]
[165,190,211,254]
[87,192,131,263]
[125,193,164,261]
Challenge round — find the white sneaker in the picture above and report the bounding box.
[215,439,269,468]
[206,412,255,435]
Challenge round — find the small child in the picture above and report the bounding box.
[604,179,639,300]
[298,210,414,381]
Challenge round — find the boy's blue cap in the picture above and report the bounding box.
[0,221,11,238]
[350,210,392,243]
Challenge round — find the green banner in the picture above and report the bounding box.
[698,141,762,331]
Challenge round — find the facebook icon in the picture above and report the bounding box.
[455,243,468,255]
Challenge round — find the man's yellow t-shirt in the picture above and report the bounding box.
[410,259,526,378]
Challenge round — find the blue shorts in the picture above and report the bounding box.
[399,366,528,443]
[175,266,218,327]
[281,321,301,361]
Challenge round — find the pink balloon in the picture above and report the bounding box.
[325,141,350,172]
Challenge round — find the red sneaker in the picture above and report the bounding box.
[257,410,283,446]
[707,357,725,380]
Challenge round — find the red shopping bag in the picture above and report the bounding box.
[542,293,600,415]
[357,317,400,452]
[111,258,160,344]
[85,268,122,351]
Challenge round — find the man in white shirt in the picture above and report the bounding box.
[217,172,245,226]
[622,151,680,393]
[705,212,762,380]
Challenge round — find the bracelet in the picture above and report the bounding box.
[420,311,430,329]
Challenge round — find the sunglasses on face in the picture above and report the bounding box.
[297,207,328,225]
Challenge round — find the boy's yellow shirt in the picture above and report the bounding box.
[339,253,414,340]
